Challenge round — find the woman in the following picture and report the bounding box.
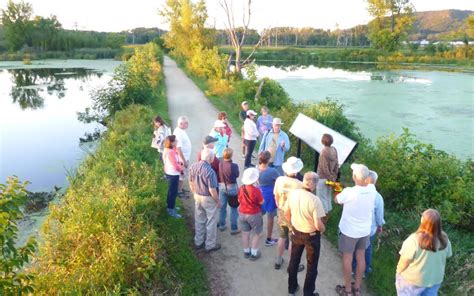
[151,116,171,160]
[218,111,232,143]
[238,168,264,261]
[209,120,228,160]
[257,151,280,247]
[396,209,452,296]
[162,135,183,218]
[218,148,240,235]
[316,133,338,222]
[256,106,273,139]
[243,110,259,169]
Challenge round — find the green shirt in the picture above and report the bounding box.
[399,233,452,287]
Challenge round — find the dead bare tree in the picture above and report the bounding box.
[219,0,267,74]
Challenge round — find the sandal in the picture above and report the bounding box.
[354,288,361,296]
[335,284,353,296]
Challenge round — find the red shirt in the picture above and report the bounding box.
[238,185,263,214]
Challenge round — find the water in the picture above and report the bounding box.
[0,59,122,192]
[254,64,474,159]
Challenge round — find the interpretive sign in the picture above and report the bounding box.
[289,113,358,167]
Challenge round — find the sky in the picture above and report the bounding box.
[1,0,473,32]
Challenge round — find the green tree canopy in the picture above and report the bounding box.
[1,0,33,51]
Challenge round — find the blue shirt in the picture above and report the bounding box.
[209,130,228,158]
[189,161,218,196]
[257,114,273,135]
[258,130,290,166]
[371,191,385,236]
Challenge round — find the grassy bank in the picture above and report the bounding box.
[171,55,473,296]
[0,48,124,61]
[27,45,208,294]
[218,46,474,68]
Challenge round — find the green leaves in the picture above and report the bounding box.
[0,177,37,294]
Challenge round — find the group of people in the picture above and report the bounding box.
[151,102,452,296]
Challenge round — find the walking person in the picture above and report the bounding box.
[151,116,171,161]
[258,151,280,246]
[218,111,232,143]
[316,133,339,223]
[189,148,222,253]
[256,106,273,140]
[258,118,290,176]
[243,110,259,169]
[274,156,305,271]
[218,148,241,235]
[335,164,376,296]
[209,120,228,160]
[286,172,326,296]
[173,116,192,197]
[238,168,264,261]
[352,170,385,277]
[396,209,452,296]
[239,101,250,158]
[162,135,183,218]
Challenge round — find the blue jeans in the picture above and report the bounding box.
[352,234,375,275]
[218,183,239,231]
[396,274,441,296]
[165,174,179,210]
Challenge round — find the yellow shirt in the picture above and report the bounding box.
[286,189,326,233]
[274,176,303,226]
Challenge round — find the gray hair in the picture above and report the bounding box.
[303,172,319,190]
[368,170,378,184]
[201,148,214,163]
[177,116,188,126]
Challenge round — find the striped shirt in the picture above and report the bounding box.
[189,160,218,196]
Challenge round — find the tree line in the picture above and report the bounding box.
[0,0,165,52]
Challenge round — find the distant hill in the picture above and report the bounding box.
[410,9,473,40]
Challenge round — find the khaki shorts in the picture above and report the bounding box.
[338,232,369,253]
[278,224,289,239]
[179,166,188,181]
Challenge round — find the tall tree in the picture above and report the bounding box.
[219,0,267,74]
[1,0,34,51]
[367,0,415,52]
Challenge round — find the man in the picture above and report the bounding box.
[258,118,290,175]
[198,136,219,176]
[243,110,259,169]
[285,172,326,296]
[274,156,305,271]
[189,148,222,252]
[352,170,385,277]
[334,163,376,296]
[173,116,191,197]
[239,101,249,158]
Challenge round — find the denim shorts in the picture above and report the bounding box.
[239,213,263,234]
[395,274,441,296]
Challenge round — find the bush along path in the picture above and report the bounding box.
[163,56,368,296]
[10,44,208,295]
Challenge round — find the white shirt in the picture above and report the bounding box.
[173,127,192,161]
[243,118,259,140]
[336,185,376,238]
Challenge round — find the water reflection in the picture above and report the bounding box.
[8,68,102,110]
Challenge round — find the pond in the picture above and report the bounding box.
[254,63,474,159]
[0,59,122,192]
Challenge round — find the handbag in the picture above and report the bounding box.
[219,161,239,208]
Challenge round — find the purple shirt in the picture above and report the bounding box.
[257,114,273,135]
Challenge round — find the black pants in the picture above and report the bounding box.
[288,229,321,295]
[244,139,256,168]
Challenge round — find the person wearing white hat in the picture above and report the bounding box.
[334,163,376,296]
[273,156,305,271]
[258,117,290,175]
[243,110,259,168]
[209,120,228,159]
[239,101,250,158]
[238,168,264,261]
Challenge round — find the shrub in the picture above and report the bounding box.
[0,177,37,295]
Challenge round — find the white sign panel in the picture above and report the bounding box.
[289,113,357,166]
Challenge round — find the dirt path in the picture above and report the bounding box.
[163,56,368,296]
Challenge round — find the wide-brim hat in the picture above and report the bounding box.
[246,110,257,116]
[282,156,304,175]
[272,118,283,125]
[242,168,259,185]
[213,120,226,128]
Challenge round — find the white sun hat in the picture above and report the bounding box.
[213,120,226,128]
[246,110,257,116]
[272,118,283,125]
[282,157,304,175]
[242,168,260,185]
